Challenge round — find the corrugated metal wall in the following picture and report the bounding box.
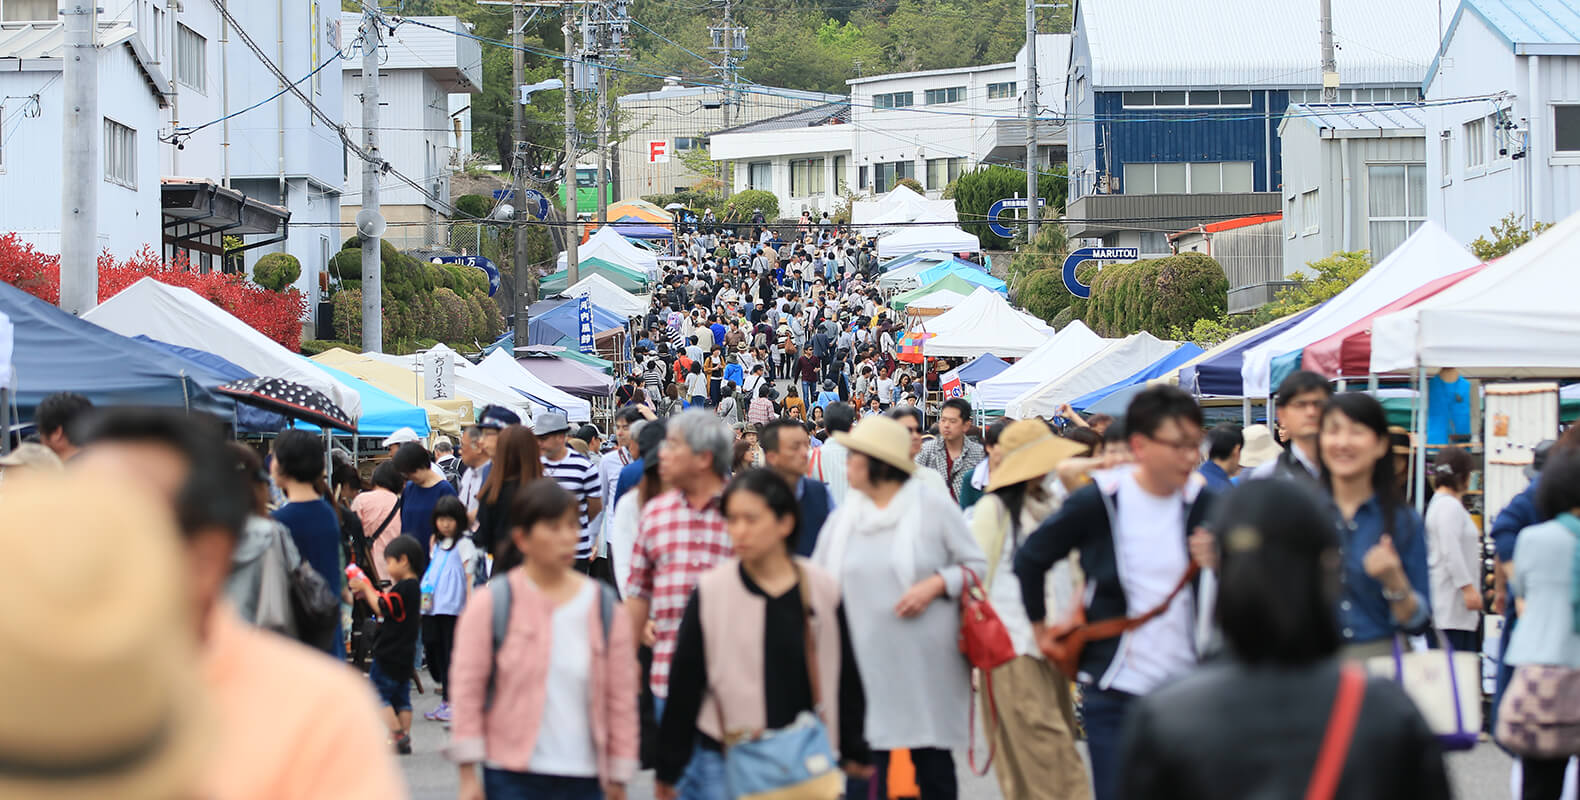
[1214,219,1285,313]
[1096,90,1286,193]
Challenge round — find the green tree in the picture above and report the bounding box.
[722,190,780,222]
[1007,221,1068,291]
[251,252,301,292]
[1258,250,1371,322]
[453,194,492,219]
[949,165,1067,249]
[894,176,925,195]
[1470,213,1554,261]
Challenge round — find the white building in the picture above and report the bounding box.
[1425,0,1580,242]
[708,35,1070,218]
[340,14,481,250]
[0,0,345,321]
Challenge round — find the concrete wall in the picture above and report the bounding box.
[1281,123,1425,276]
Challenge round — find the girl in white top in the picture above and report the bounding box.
[1423,446,1483,653]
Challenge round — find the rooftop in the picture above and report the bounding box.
[1280,102,1426,137]
[0,21,170,102]
[1169,213,1283,240]
[847,61,1015,86]
[1076,0,1441,89]
[709,102,850,136]
[1447,0,1580,53]
[619,81,841,104]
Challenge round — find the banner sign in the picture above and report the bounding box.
[431,255,500,297]
[1061,247,1139,299]
[421,348,454,402]
[987,196,1048,239]
[577,295,595,353]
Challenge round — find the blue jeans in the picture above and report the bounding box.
[368,661,411,712]
[1081,687,1136,800]
[482,769,601,800]
[653,698,728,800]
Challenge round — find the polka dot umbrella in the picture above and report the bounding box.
[217,377,356,432]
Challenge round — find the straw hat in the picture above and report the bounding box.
[988,420,1089,492]
[1238,424,1284,469]
[833,416,916,475]
[0,471,209,799]
[0,442,63,471]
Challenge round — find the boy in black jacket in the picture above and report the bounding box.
[350,535,426,754]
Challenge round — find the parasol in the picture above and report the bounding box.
[217,377,356,432]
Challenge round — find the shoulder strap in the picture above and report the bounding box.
[1305,665,1367,800]
[372,495,404,539]
[1081,562,1200,641]
[483,575,513,712]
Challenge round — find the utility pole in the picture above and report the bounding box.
[1320,0,1338,102]
[563,1,580,285]
[511,2,531,350]
[1024,0,1039,241]
[59,0,97,315]
[360,12,384,352]
[595,57,609,225]
[710,1,746,198]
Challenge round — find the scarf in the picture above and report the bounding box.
[811,478,923,588]
[1557,512,1580,634]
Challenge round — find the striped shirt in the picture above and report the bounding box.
[542,451,602,558]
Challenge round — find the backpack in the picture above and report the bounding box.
[484,577,619,710]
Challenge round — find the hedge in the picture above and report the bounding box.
[721,190,780,223]
[252,252,301,292]
[1084,252,1228,337]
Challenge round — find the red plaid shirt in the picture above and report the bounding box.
[627,488,734,698]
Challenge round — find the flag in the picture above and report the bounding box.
[940,369,963,398]
[897,330,933,364]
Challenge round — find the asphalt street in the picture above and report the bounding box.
[396,689,1516,799]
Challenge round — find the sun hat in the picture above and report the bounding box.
[1387,425,1414,456]
[0,441,63,471]
[0,471,209,799]
[833,416,916,475]
[988,420,1089,492]
[533,411,571,437]
[1238,424,1283,469]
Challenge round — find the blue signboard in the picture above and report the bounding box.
[491,189,551,221]
[987,196,1048,239]
[432,255,500,297]
[1061,247,1139,299]
[577,295,595,354]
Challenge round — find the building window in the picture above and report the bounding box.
[151,6,164,61]
[1,0,52,21]
[176,24,206,93]
[924,86,965,105]
[1440,133,1452,185]
[873,91,913,110]
[926,157,966,190]
[104,118,137,189]
[748,161,772,191]
[873,160,914,193]
[834,155,847,194]
[1464,117,1486,169]
[674,136,705,151]
[1123,161,1252,194]
[1290,87,1420,104]
[987,81,1016,100]
[1367,164,1426,261]
[1555,105,1580,153]
[1301,189,1319,234]
[859,165,869,189]
[789,158,825,197]
[1286,195,1297,239]
[1120,90,1186,108]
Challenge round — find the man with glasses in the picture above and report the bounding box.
[1249,370,1333,482]
[1012,386,1218,800]
[887,406,950,496]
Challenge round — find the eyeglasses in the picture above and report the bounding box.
[1283,398,1326,412]
[1146,434,1203,454]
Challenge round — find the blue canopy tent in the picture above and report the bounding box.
[527,297,628,347]
[954,353,1011,384]
[915,260,1007,294]
[133,336,286,433]
[296,361,430,438]
[0,280,233,424]
[1180,306,1322,397]
[1070,343,1207,412]
[612,220,675,240]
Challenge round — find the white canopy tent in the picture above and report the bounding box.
[472,350,592,422]
[853,186,959,234]
[905,290,972,314]
[877,225,981,259]
[559,273,647,319]
[362,344,542,422]
[974,320,1109,410]
[1240,222,1478,397]
[1007,332,1179,419]
[1371,208,1580,376]
[557,225,660,274]
[84,277,362,419]
[919,288,1053,359]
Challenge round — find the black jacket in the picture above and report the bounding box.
[1012,474,1216,687]
[1118,660,1450,800]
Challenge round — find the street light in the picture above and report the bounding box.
[518,78,565,104]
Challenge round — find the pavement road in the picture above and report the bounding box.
[397,690,1515,799]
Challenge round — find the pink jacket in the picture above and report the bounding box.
[446,570,639,786]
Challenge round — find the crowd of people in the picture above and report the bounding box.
[7,224,1579,800]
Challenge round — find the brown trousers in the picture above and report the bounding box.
[981,654,1093,800]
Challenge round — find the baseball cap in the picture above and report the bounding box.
[381,427,421,448]
[477,404,522,430]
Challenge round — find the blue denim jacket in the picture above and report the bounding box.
[1337,495,1433,644]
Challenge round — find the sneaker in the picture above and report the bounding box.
[423,703,443,722]
[394,733,412,755]
[433,702,451,723]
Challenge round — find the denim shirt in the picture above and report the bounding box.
[1337,495,1433,644]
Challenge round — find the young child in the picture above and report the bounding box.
[420,496,476,724]
[350,534,425,754]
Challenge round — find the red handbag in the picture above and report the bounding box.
[957,566,1015,777]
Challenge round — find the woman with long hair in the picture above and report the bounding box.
[812,416,986,800]
[1119,480,1450,798]
[968,420,1088,800]
[1424,446,1482,653]
[1318,393,1433,659]
[474,424,543,566]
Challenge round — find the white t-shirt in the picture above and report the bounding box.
[1109,473,1197,695]
[526,580,599,777]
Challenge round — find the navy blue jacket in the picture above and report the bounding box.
[795,477,833,557]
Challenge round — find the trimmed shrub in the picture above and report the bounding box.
[893,177,925,195]
[454,194,492,219]
[252,252,301,291]
[721,190,780,222]
[1084,252,1228,337]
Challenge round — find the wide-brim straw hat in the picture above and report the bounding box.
[0,471,209,800]
[833,416,916,475]
[988,420,1089,492]
[1238,423,1284,469]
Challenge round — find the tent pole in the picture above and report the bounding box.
[1415,365,1429,514]
[1367,373,1379,394]
[1242,396,1250,427]
[0,388,10,455]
